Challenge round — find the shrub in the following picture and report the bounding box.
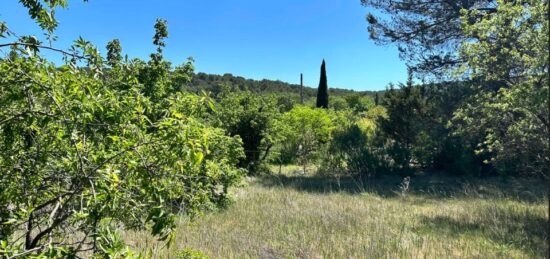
[276,106,335,170]
[321,124,387,177]
[214,92,279,174]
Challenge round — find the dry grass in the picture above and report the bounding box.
[124,169,548,258]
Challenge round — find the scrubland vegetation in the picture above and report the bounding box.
[0,0,548,258]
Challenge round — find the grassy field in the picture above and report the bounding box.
[125,167,548,258]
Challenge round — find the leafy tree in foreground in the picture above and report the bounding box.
[0,2,244,257]
[451,0,548,176]
[316,60,329,109]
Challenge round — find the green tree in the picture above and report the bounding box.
[363,0,548,176]
[106,39,122,68]
[361,0,497,76]
[0,2,244,257]
[278,106,335,172]
[316,60,329,108]
[451,0,548,176]
[344,94,374,113]
[379,78,479,174]
[325,124,386,178]
[378,70,429,170]
[138,18,172,102]
[329,96,349,111]
[215,91,280,174]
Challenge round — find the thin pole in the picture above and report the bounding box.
[300,73,304,104]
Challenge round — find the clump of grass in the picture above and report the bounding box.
[399,176,411,198]
[124,169,548,258]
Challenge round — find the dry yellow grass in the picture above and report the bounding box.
[124,170,548,258]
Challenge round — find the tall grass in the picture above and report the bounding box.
[124,170,548,258]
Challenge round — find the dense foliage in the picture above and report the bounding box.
[451,0,549,176]
[362,0,548,177]
[276,106,336,170]
[214,91,279,174]
[0,3,244,257]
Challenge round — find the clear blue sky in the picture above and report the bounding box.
[0,0,407,91]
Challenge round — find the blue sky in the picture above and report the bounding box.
[0,0,407,91]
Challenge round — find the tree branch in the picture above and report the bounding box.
[0,42,85,59]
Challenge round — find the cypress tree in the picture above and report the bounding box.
[316,59,328,108]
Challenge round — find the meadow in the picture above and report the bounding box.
[125,166,548,258]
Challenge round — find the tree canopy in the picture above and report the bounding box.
[361,0,498,77]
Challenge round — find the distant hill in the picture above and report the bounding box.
[189,72,382,97]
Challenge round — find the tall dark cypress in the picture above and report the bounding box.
[316,59,328,108]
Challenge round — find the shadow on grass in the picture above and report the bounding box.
[255,173,547,203]
[256,174,397,197]
[416,205,549,257]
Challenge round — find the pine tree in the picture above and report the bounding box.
[316,59,328,108]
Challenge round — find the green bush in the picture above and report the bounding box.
[214,92,279,174]
[276,106,335,170]
[321,124,387,177]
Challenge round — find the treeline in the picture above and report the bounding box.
[189,72,380,98]
[223,74,547,178]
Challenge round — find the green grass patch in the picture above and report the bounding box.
[124,170,548,258]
